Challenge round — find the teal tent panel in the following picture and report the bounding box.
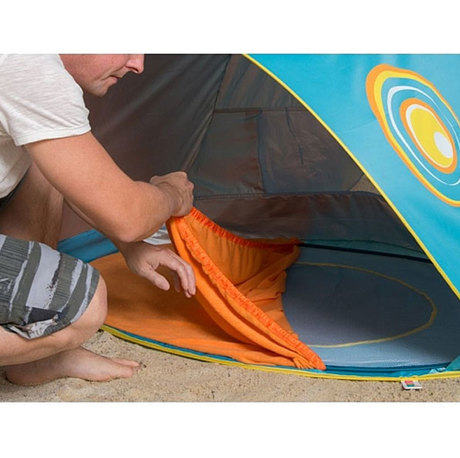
[249,54,460,298]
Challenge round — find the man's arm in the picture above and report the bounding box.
[26,131,194,243]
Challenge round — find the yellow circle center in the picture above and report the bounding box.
[405,103,455,169]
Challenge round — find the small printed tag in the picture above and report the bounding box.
[401,379,422,390]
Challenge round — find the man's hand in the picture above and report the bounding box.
[150,172,194,217]
[117,241,196,298]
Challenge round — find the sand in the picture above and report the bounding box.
[2,325,458,456]
[1,328,460,402]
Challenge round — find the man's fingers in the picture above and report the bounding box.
[165,255,195,297]
[153,249,196,297]
[149,172,194,217]
[172,273,181,294]
[144,270,171,291]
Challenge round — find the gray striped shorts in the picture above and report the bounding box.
[0,235,100,339]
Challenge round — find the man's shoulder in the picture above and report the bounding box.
[0,54,90,147]
[0,54,63,76]
[0,54,82,102]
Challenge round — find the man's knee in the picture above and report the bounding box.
[56,276,108,350]
[83,275,108,329]
[0,271,107,366]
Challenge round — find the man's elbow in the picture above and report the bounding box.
[70,210,150,244]
[107,221,156,244]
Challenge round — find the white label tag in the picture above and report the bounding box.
[401,379,422,390]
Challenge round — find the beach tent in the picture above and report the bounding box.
[59,54,460,380]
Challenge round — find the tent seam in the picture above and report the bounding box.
[183,54,233,172]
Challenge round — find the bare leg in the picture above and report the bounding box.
[2,278,140,386]
[0,163,139,385]
[0,161,64,247]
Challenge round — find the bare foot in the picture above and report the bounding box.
[111,357,143,368]
[5,347,140,386]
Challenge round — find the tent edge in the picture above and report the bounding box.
[102,324,460,382]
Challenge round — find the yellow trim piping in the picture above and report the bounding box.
[102,325,460,382]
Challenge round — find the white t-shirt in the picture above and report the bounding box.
[0,54,91,198]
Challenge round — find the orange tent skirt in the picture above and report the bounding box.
[92,208,325,370]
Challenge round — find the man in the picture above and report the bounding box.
[0,54,196,385]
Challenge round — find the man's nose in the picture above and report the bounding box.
[127,54,144,74]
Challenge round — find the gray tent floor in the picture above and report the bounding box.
[284,245,460,372]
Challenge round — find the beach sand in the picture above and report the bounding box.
[1,328,460,402]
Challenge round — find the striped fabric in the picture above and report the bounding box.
[0,235,99,339]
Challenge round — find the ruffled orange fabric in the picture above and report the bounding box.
[168,208,324,369]
[94,208,325,370]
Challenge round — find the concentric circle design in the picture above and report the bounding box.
[366,64,460,205]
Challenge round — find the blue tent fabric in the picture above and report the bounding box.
[248,54,460,300]
[59,54,460,380]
